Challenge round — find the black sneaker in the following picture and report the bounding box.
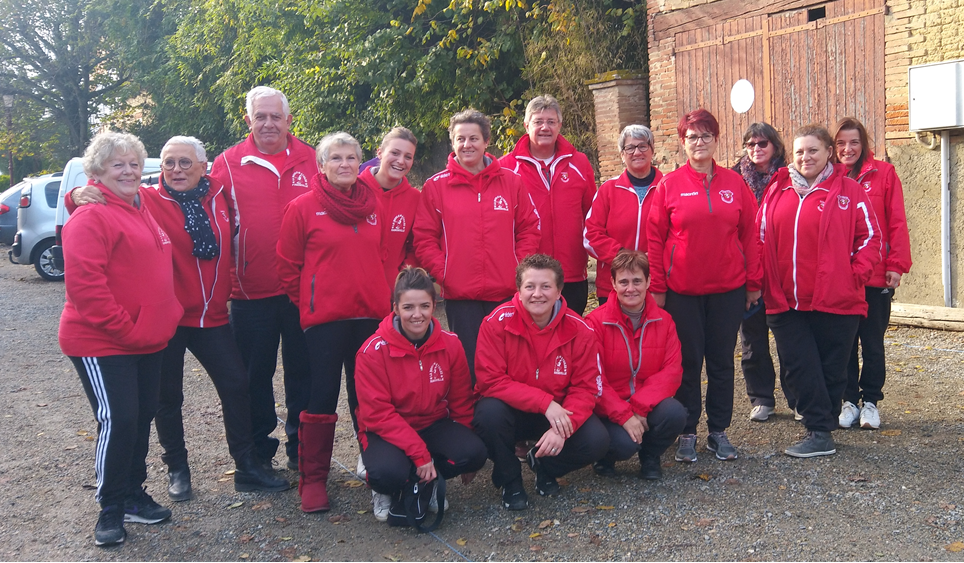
[94,505,126,547]
[639,455,663,480]
[592,460,617,477]
[526,447,560,497]
[124,487,172,524]
[784,430,836,458]
[707,431,738,461]
[501,478,528,510]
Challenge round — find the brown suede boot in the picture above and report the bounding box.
[298,412,337,513]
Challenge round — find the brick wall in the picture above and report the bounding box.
[587,73,650,180]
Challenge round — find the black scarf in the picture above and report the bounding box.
[735,156,786,203]
[162,176,219,260]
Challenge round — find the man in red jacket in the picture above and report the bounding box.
[210,86,320,472]
[500,95,597,315]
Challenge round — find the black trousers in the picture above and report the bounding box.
[230,295,311,462]
[601,397,687,463]
[768,309,860,432]
[304,318,380,431]
[561,279,589,317]
[665,287,745,434]
[71,352,164,509]
[444,299,501,384]
[361,418,487,495]
[472,397,609,487]
[845,286,893,405]
[741,302,795,409]
[155,324,254,468]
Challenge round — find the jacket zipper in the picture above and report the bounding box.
[704,175,714,213]
[310,275,315,313]
[667,245,676,278]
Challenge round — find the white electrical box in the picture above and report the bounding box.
[909,59,964,131]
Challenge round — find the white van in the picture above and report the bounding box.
[51,157,162,272]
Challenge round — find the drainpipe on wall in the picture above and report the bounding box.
[941,130,952,307]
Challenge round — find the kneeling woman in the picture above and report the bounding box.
[587,250,687,479]
[355,268,487,522]
[473,254,609,510]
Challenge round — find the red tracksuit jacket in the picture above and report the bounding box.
[358,168,421,291]
[647,161,762,296]
[210,133,319,301]
[848,153,912,288]
[758,165,882,316]
[413,154,541,302]
[474,295,602,432]
[583,169,664,298]
[355,315,475,467]
[276,175,390,329]
[586,294,682,425]
[500,135,596,282]
[59,184,183,357]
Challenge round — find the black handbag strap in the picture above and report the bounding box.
[407,478,445,533]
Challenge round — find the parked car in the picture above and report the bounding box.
[0,184,21,246]
[50,157,162,275]
[8,173,64,280]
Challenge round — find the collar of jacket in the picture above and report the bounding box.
[154,174,224,204]
[510,133,577,164]
[502,293,577,346]
[239,132,313,174]
[681,159,720,182]
[357,167,413,199]
[378,314,446,358]
[445,152,502,186]
[597,292,662,331]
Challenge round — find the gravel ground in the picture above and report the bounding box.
[1,253,963,562]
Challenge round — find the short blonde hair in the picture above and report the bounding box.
[316,132,363,166]
[524,94,562,123]
[82,132,148,179]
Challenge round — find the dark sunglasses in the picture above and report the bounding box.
[745,140,770,149]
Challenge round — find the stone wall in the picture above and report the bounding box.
[587,72,650,180]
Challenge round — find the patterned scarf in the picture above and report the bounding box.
[311,173,376,225]
[788,162,834,197]
[735,155,786,203]
[162,176,218,260]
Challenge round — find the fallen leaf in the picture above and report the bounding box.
[224,469,236,475]
[539,519,553,529]
[328,514,351,523]
[85,436,94,441]
[608,522,616,528]
[589,534,602,546]
[945,542,964,553]
[239,534,254,543]
[239,554,249,559]
[383,555,401,562]
[280,536,293,541]
[218,477,231,482]
[849,474,869,482]
[596,505,615,510]
[529,532,542,539]
[696,518,717,527]
[357,510,368,514]
[694,473,712,481]
[942,504,956,510]
[275,517,287,523]
[557,477,569,486]
[778,485,786,490]
[571,505,593,514]
[251,501,272,511]
[511,523,523,532]
[880,429,902,436]
[343,480,365,488]
[567,533,580,538]
[227,502,244,509]
[530,545,543,552]
[36,403,48,407]
[456,538,467,546]
[64,445,77,450]
[76,430,89,436]
[293,556,311,562]
[578,487,592,493]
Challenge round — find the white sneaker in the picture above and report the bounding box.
[860,402,881,429]
[427,480,449,513]
[749,405,775,422]
[839,401,860,428]
[372,491,391,522]
[794,408,804,421]
[356,455,367,480]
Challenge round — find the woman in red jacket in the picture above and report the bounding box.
[357,127,421,292]
[587,250,686,479]
[60,131,184,547]
[413,109,541,382]
[355,267,487,522]
[583,125,663,305]
[758,124,881,457]
[832,117,912,431]
[68,137,288,502]
[647,109,762,463]
[277,132,391,513]
[473,254,609,511]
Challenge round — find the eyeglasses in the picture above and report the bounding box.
[745,140,770,149]
[530,119,559,128]
[684,133,715,145]
[622,144,652,154]
[162,158,196,171]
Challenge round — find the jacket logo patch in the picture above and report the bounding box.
[493,195,509,211]
[316,211,328,216]
[429,362,445,383]
[373,338,387,351]
[560,171,569,182]
[863,182,872,192]
[817,200,826,212]
[291,171,309,188]
[681,191,699,197]
[498,311,515,321]
[553,355,568,376]
[220,209,229,223]
[595,374,603,397]
[720,190,734,204]
[158,227,171,245]
[366,213,378,226]
[391,214,406,233]
[837,195,850,210]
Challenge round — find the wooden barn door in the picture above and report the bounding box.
[674,0,885,165]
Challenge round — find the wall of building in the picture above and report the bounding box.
[645,0,964,306]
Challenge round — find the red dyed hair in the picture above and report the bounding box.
[677,109,720,140]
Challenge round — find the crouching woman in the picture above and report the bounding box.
[473,254,609,510]
[587,249,686,480]
[355,267,487,522]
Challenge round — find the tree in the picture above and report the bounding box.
[0,0,149,156]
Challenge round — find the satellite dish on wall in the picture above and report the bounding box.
[730,79,755,114]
